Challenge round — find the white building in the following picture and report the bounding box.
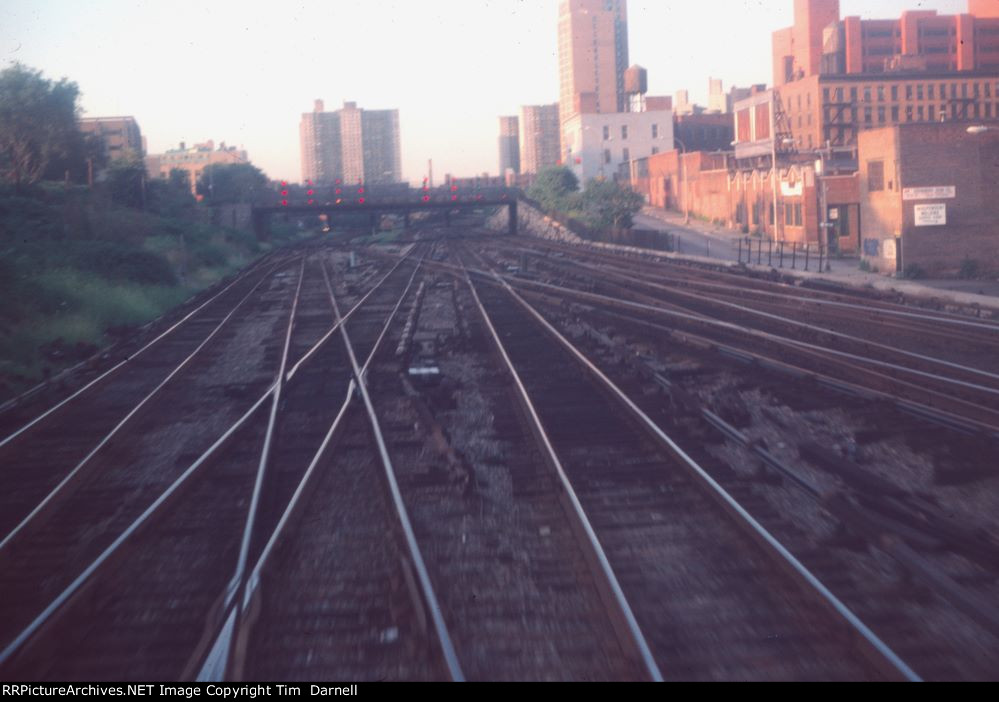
[562,108,673,183]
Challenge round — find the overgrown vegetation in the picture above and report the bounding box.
[527,166,644,232]
[0,64,306,400]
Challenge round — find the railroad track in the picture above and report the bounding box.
[354,252,644,680]
[0,246,451,680]
[473,238,999,437]
[450,241,916,681]
[458,236,999,679]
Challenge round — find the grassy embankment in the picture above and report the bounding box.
[0,183,305,401]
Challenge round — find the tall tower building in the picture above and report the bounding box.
[300,100,401,185]
[557,0,629,148]
[519,104,561,174]
[498,116,521,175]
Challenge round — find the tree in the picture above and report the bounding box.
[196,163,268,204]
[147,169,196,217]
[527,166,580,212]
[0,64,81,188]
[105,154,147,208]
[580,178,645,230]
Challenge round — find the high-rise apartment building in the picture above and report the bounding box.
[708,78,727,114]
[558,0,629,142]
[300,99,402,185]
[498,116,521,175]
[519,104,561,174]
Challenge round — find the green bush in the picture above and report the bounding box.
[902,263,926,280]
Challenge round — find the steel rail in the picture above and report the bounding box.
[0,253,414,676]
[0,255,287,449]
[493,238,999,332]
[227,259,306,609]
[0,383,276,668]
[484,275,999,425]
[219,255,426,680]
[472,254,922,683]
[531,260,999,399]
[414,257,999,408]
[458,253,663,682]
[0,259,299,553]
[321,260,465,682]
[285,254,411,381]
[540,255,999,387]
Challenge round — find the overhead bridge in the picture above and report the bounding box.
[252,196,518,239]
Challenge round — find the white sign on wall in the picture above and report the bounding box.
[780,181,803,197]
[914,204,947,227]
[903,186,956,201]
[883,239,897,260]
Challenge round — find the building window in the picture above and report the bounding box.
[929,105,936,120]
[987,103,993,118]
[906,85,913,100]
[906,105,914,121]
[652,123,658,138]
[851,87,858,101]
[652,147,659,155]
[604,149,611,164]
[864,87,872,102]
[917,106,925,121]
[892,106,900,121]
[622,147,630,162]
[868,161,885,192]
[824,88,830,101]
[794,203,802,227]
[878,106,886,123]
[836,87,844,102]
[878,86,886,102]
[621,125,628,140]
[917,84,924,100]
[865,107,873,124]
[891,85,899,100]
[928,84,935,100]
[603,126,610,140]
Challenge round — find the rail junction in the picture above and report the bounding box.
[1,219,997,681]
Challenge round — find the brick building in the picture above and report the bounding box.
[773,0,999,149]
[79,117,143,162]
[145,140,249,196]
[674,113,735,153]
[858,122,999,275]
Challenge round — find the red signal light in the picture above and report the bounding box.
[451,195,458,202]
[359,197,365,204]
[335,188,342,195]
[281,190,289,197]
[451,185,458,192]
[308,199,314,205]
[307,189,314,196]
[422,196,430,202]
[281,199,288,206]
[358,187,365,195]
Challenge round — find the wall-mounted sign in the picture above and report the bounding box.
[780,181,803,197]
[883,239,897,260]
[914,203,947,226]
[903,186,956,201]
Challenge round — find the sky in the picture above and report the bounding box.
[0,0,968,184]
